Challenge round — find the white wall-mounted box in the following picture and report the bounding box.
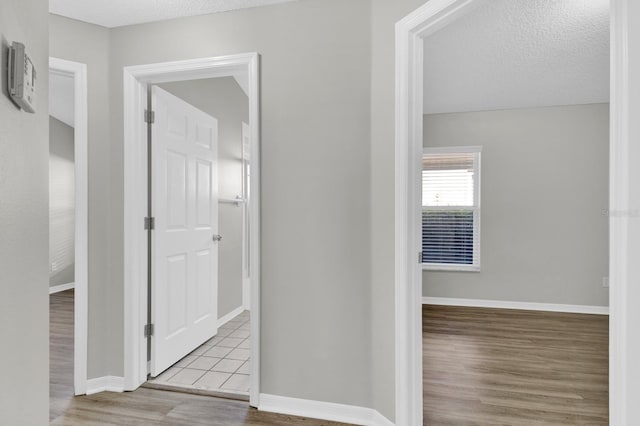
[7,41,36,113]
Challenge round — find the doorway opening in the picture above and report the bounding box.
[48,57,89,412]
[395,0,626,424]
[142,77,252,398]
[122,54,261,407]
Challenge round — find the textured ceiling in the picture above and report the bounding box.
[423,0,610,114]
[49,71,75,128]
[49,0,298,28]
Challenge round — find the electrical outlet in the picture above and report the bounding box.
[51,262,58,272]
[602,277,609,288]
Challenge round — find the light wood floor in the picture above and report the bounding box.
[423,305,609,425]
[50,288,75,421]
[51,292,609,425]
[49,290,348,425]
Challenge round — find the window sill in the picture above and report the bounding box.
[422,263,480,272]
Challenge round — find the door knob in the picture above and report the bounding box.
[212,234,222,242]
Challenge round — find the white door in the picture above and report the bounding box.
[150,86,219,376]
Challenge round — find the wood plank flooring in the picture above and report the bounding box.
[50,292,609,425]
[423,305,609,425]
[50,289,75,421]
[49,290,348,425]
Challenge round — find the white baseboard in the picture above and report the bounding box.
[49,282,75,294]
[259,394,394,426]
[370,410,395,426]
[422,297,609,315]
[218,306,245,328]
[86,376,125,395]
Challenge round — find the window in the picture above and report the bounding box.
[422,146,481,271]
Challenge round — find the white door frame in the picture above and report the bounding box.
[395,1,627,425]
[122,53,261,406]
[49,57,89,396]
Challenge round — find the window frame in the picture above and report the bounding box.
[421,145,482,272]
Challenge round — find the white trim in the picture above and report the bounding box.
[422,297,610,315]
[85,376,125,395]
[247,52,261,407]
[218,306,245,328]
[258,394,394,426]
[123,53,261,408]
[609,0,628,423]
[394,15,423,426]
[371,410,396,426]
[123,65,148,392]
[422,264,479,272]
[49,282,75,294]
[396,3,481,424]
[398,1,625,424]
[49,57,89,397]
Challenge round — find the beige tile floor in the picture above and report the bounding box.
[147,311,250,395]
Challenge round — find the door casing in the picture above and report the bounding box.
[123,53,261,406]
[49,57,89,396]
[396,0,626,424]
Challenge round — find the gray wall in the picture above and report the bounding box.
[6,1,640,423]
[49,116,75,287]
[0,0,50,423]
[422,104,609,307]
[158,77,248,320]
[108,1,372,405]
[51,0,374,409]
[49,15,113,378]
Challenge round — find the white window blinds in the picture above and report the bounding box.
[422,148,481,270]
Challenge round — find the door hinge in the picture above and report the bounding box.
[418,251,423,263]
[144,217,155,230]
[144,109,155,124]
[144,323,154,338]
